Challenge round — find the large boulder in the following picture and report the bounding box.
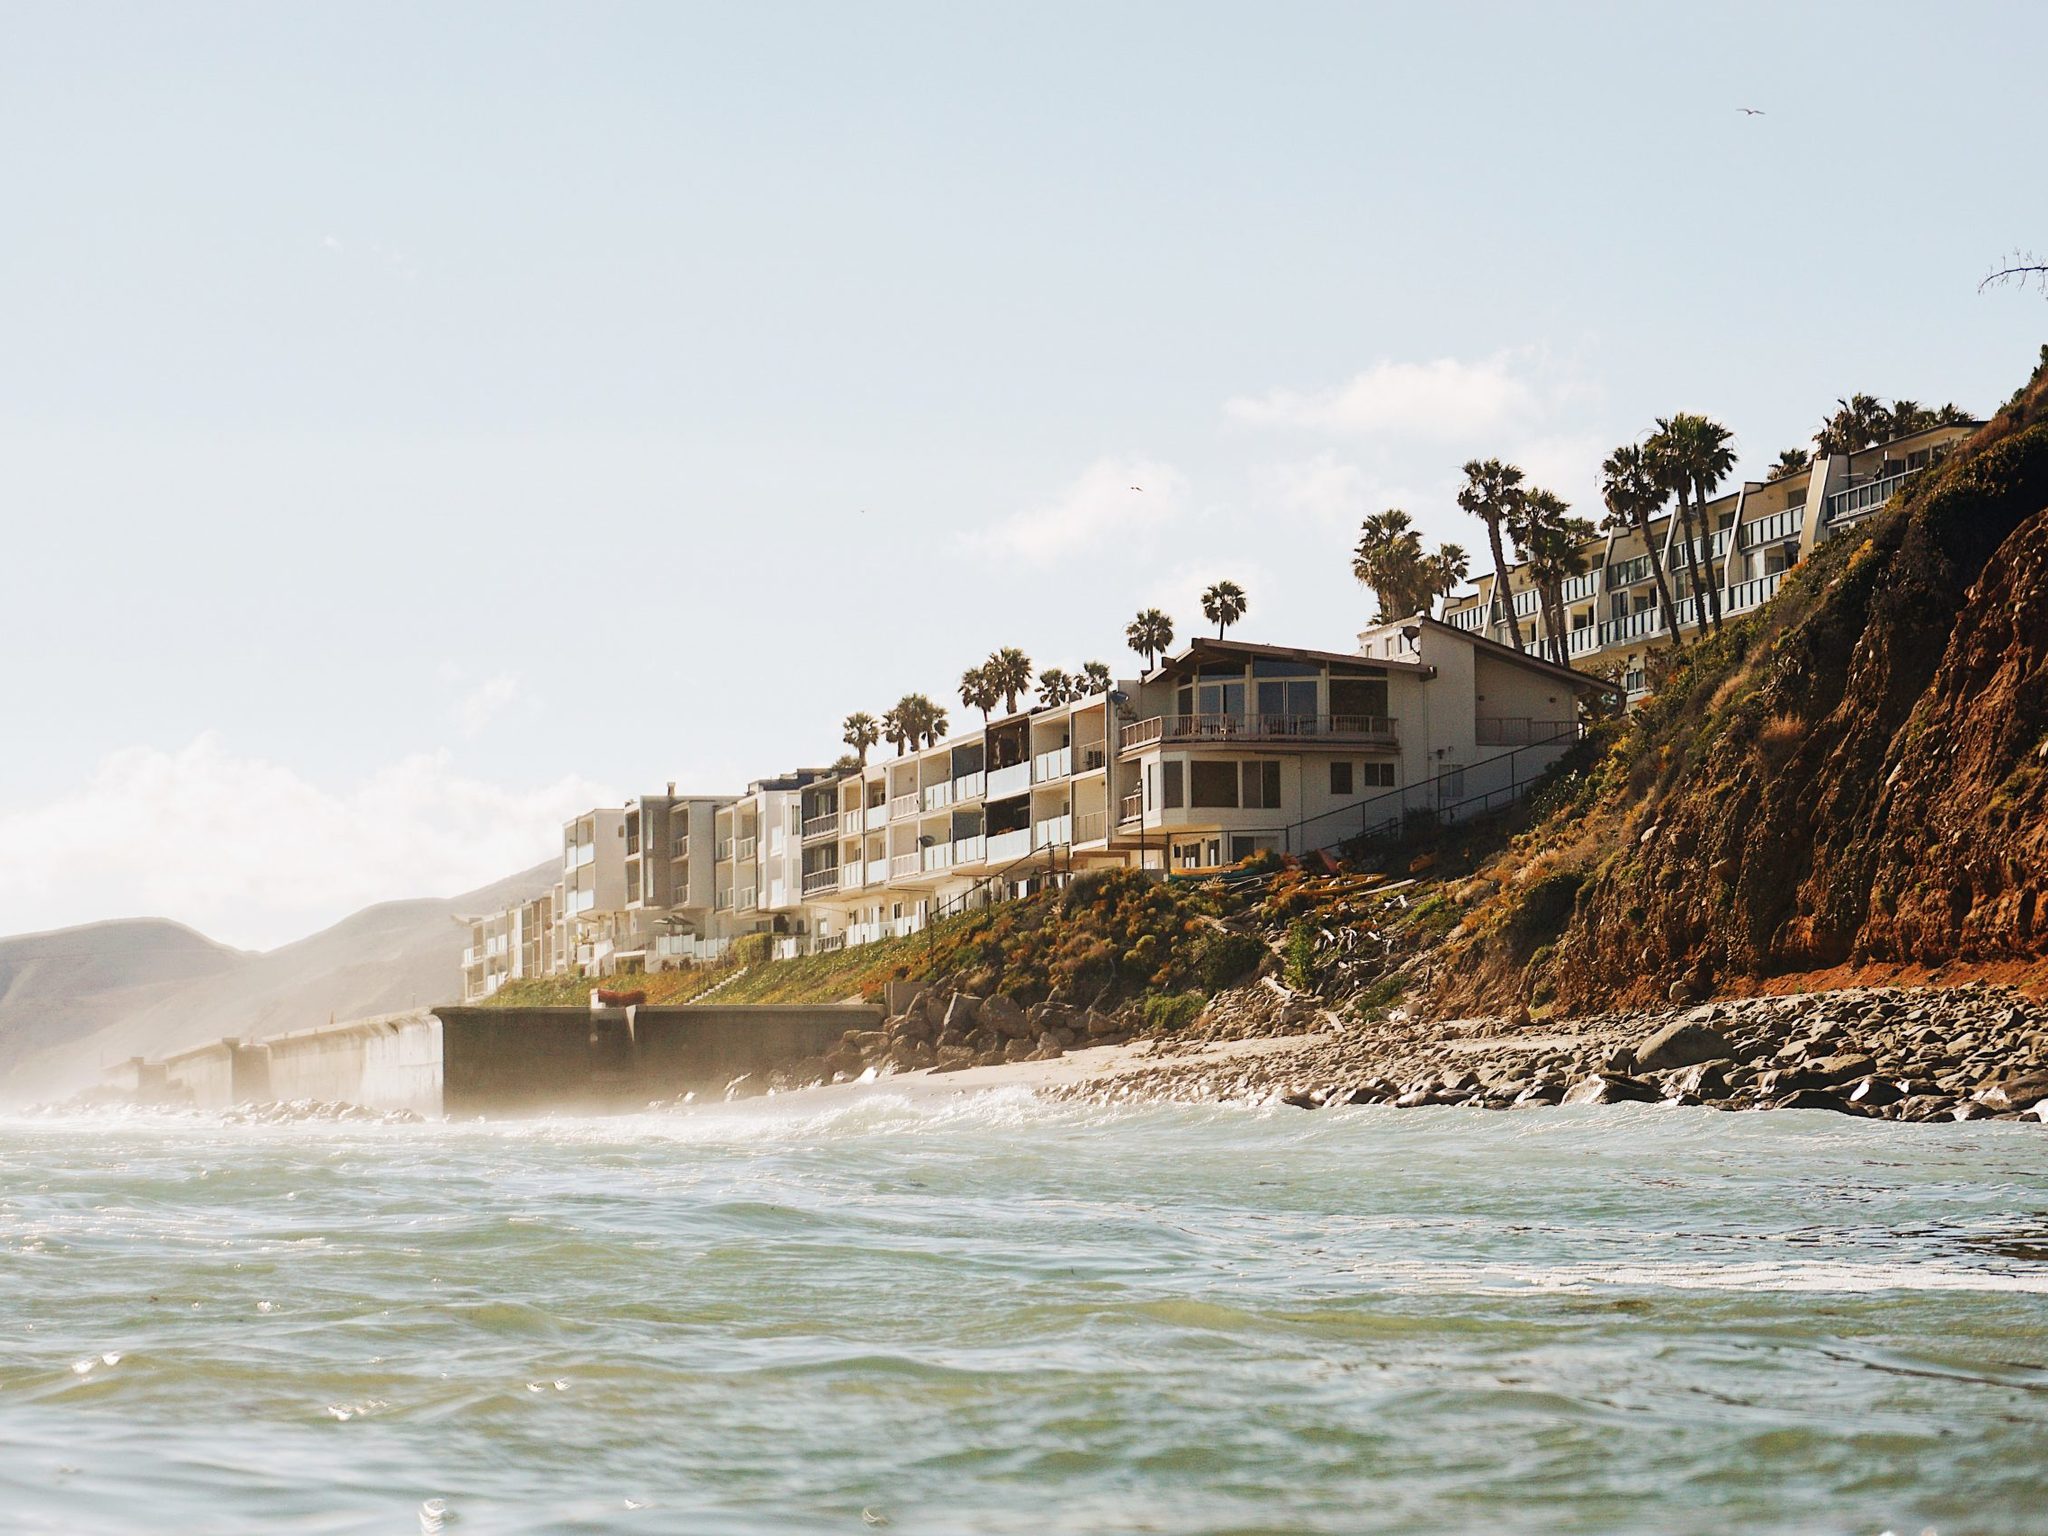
[942,994,981,1034]
[1975,1073,2048,1111]
[1807,1053,1876,1084]
[980,993,1033,1040]
[1562,1073,1662,1106]
[1632,1020,1733,1074]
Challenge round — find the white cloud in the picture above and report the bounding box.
[972,457,1186,565]
[456,673,523,737]
[0,735,614,951]
[1225,352,1539,440]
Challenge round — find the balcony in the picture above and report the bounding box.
[734,888,759,915]
[889,791,919,820]
[921,781,954,813]
[1032,745,1071,782]
[1074,809,1108,844]
[669,836,690,863]
[867,857,890,887]
[1606,555,1654,591]
[1741,507,1804,550]
[1597,607,1665,646]
[802,867,841,896]
[921,842,954,873]
[1723,569,1786,616]
[1566,625,1602,658]
[1119,790,1144,824]
[715,889,734,911]
[1825,470,1910,524]
[733,835,758,864]
[715,838,734,861]
[953,770,986,802]
[1118,714,1398,753]
[987,761,1031,799]
[1033,812,1071,848]
[801,812,838,842]
[889,852,920,880]
[567,842,596,869]
[986,827,1029,864]
[1075,744,1108,774]
[841,808,867,837]
[839,861,864,891]
[954,833,988,866]
[1559,570,1601,604]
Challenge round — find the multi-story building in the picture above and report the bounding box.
[460,889,556,1002]
[554,807,629,973]
[1114,628,1597,871]
[801,691,1122,947]
[713,770,830,952]
[619,786,732,971]
[1441,421,1978,700]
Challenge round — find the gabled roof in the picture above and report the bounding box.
[1145,635,1433,682]
[1411,614,1618,694]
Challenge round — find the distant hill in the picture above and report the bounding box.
[0,860,555,1102]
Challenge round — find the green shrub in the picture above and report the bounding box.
[1282,919,1317,991]
[1141,991,1205,1032]
[732,933,774,968]
[1193,929,1266,990]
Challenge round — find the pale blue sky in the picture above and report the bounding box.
[2,1,2041,945]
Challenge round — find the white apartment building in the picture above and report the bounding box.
[460,890,555,1002]
[713,770,831,952]
[620,787,732,970]
[552,807,629,974]
[800,692,1121,948]
[1443,421,1977,700]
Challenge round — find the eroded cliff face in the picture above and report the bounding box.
[1432,367,2048,1015]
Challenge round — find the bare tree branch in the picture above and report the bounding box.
[1980,250,2048,295]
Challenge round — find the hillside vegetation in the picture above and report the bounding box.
[1431,351,2048,1015]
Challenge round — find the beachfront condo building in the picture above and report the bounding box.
[1441,421,1978,700]
[460,890,556,1002]
[466,617,1606,977]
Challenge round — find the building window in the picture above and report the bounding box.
[1189,760,1239,808]
[1331,761,1354,796]
[1241,760,1282,809]
[1163,760,1184,809]
[1365,762,1396,788]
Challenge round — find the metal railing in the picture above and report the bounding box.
[1475,717,1579,747]
[1286,733,1586,851]
[1722,569,1786,616]
[801,867,840,896]
[1118,714,1398,751]
[801,812,838,841]
[1119,790,1144,823]
[1825,469,1910,523]
[1740,507,1803,549]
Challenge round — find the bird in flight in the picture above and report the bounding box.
[1738,106,1765,115]
[1129,485,1144,492]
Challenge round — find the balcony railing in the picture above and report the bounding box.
[841,808,866,837]
[953,770,986,802]
[715,838,734,861]
[1740,507,1804,550]
[670,836,690,862]
[1118,714,1398,752]
[867,857,889,887]
[921,842,954,873]
[1566,625,1602,657]
[1032,813,1071,848]
[921,781,954,812]
[889,792,919,820]
[1597,607,1665,646]
[802,867,841,896]
[1825,470,1910,524]
[801,812,838,841]
[733,835,758,864]
[890,852,920,879]
[839,861,865,891]
[987,761,1031,800]
[1119,790,1144,823]
[1475,717,1578,747]
[1074,809,1108,844]
[734,888,759,914]
[1606,555,1654,590]
[955,833,987,866]
[1076,743,1108,773]
[1723,569,1786,616]
[715,889,734,911]
[986,828,1030,864]
[1559,570,1601,604]
[1032,745,1071,782]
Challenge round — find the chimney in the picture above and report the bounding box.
[667,781,675,796]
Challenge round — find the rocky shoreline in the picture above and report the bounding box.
[1047,983,2048,1122]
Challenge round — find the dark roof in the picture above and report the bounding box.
[1413,614,1617,694]
[1147,635,1432,682]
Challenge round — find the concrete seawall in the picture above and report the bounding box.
[149,1003,883,1116]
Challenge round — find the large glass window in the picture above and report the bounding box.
[1241,761,1282,809]
[1163,761,1184,809]
[1328,678,1388,720]
[1256,680,1317,722]
[1331,761,1354,796]
[1189,761,1239,807]
[1196,681,1246,718]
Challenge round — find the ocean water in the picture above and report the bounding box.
[3,1095,2047,1535]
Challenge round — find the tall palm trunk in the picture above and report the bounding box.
[1535,578,1562,665]
[1671,497,1710,639]
[1632,511,1686,650]
[1693,483,1725,632]
[1549,584,1570,666]
[1484,515,1523,651]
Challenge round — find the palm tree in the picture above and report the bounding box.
[1037,668,1077,706]
[1125,608,1175,669]
[1201,580,1247,638]
[1423,544,1469,618]
[1882,399,1938,439]
[1600,442,1684,651]
[1934,402,1974,427]
[1457,458,1528,651]
[1817,394,1887,455]
[957,665,998,722]
[1080,660,1111,694]
[881,704,910,757]
[1352,509,1426,621]
[1510,489,1588,666]
[842,711,880,767]
[1666,413,1736,633]
[985,647,1033,714]
[1769,447,1810,479]
[918,698,949,748]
